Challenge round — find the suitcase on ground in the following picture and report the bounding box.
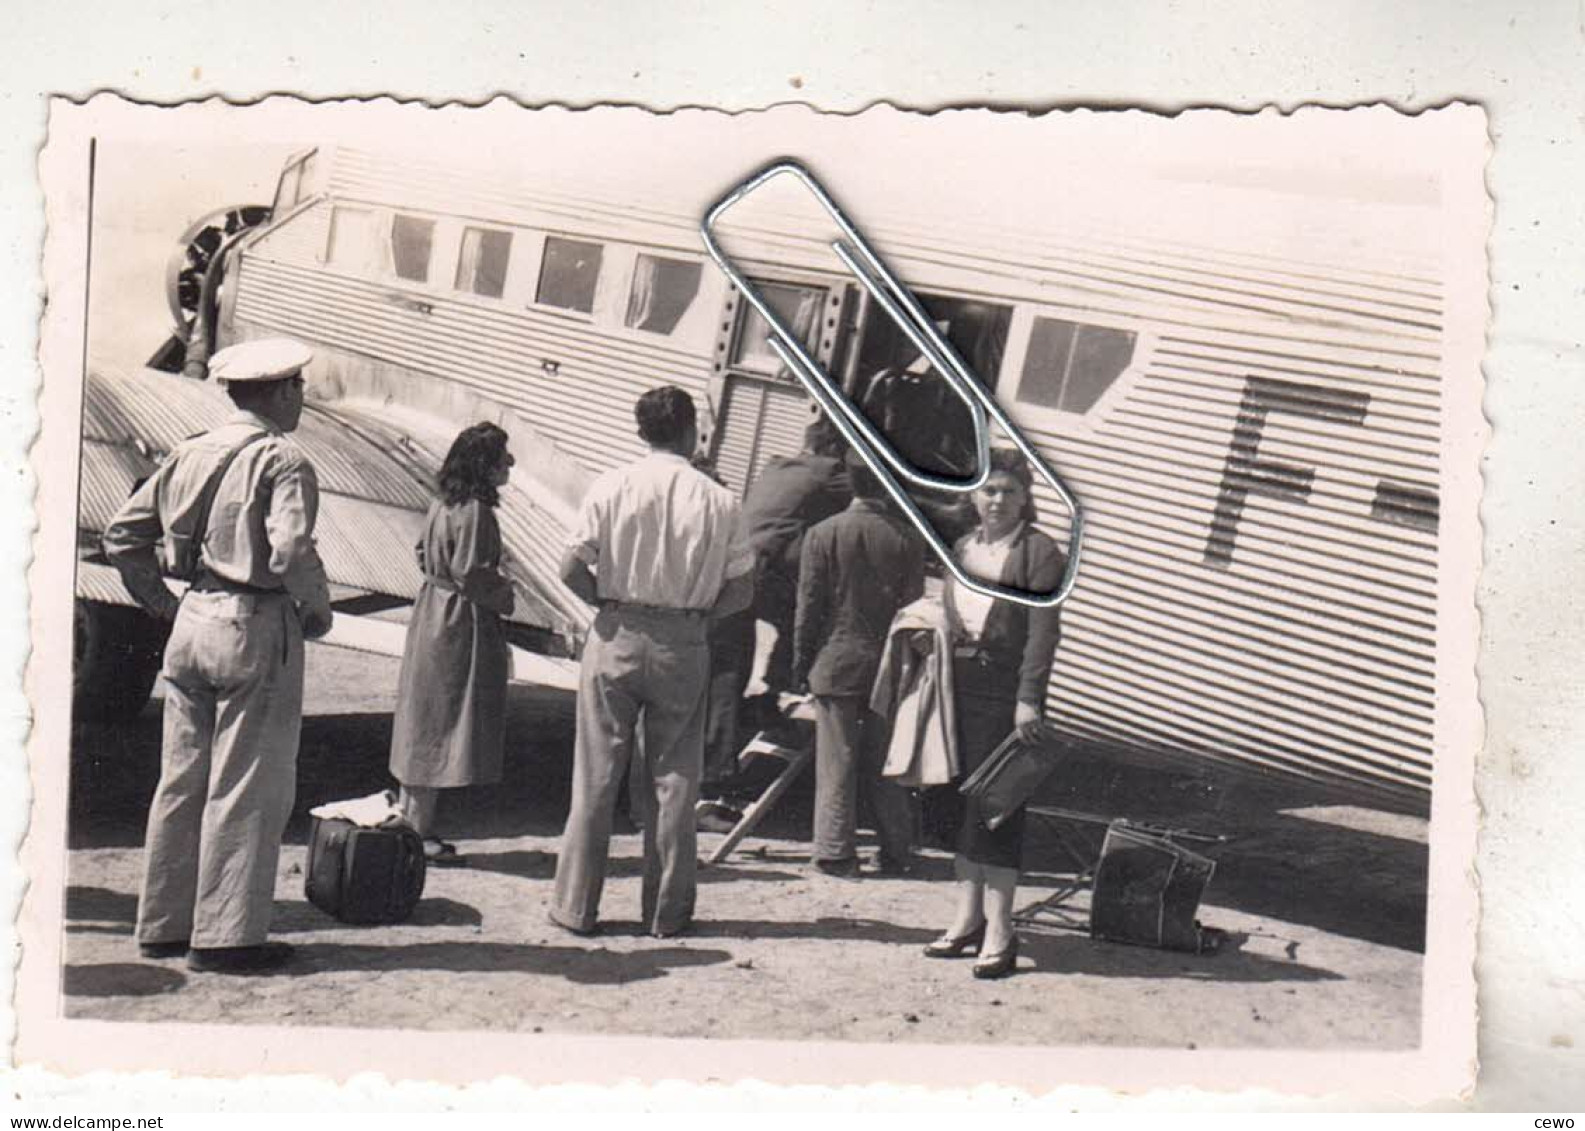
[304,815,427,925]
[1089,821,1216,953]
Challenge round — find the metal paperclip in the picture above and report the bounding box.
[700,159,1083,609]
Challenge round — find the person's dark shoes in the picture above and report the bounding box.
[695,799,743,834]
[651,919,692,939]
[872,852,917,877]
[813,856,861,880]
[138,939,190,960]
[187,942,294,974]
[924,921,986,959]
[972,935,1021,980]
[423,838,467,867]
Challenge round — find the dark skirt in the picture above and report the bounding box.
[952,657,1025,870]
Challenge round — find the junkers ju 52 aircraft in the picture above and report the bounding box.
[74,143,1448,815]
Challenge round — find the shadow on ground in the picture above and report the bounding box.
[1017,929,1341,983]
[463,848,802,886]
[278,940,731,984]
[65,884,491,936]
[65,884,138,924]
[684,916,936,946]
[271,896,486,932]
[1020,754,1429,952]
[69,650,1428,955]
[64,962,187,998]
[69,680,580,849]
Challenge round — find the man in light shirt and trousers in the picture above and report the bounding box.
[103,338,334,974]
[552,385,754,938]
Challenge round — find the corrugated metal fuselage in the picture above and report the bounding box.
[215,146,1445,813]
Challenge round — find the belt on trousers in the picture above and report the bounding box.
[189,571,285,597]
[189,571,293,663]
[599,600,707,619]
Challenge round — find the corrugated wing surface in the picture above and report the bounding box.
[78,364,586,642]
[318,400,592,638]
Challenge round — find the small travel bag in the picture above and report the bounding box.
[958,732,1063,830]
[304,815,427,926]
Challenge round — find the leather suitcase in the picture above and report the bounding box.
[1089,821,1216,953]
[304,816,427,925]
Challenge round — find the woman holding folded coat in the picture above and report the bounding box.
[923,447,1064,979]
[389,422,516,866]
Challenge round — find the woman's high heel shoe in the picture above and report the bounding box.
[924,922,986,958]
[972,935,1020,979]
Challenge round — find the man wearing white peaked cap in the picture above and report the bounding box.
[104,337,333,974]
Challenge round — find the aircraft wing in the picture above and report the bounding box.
[77,362,588,688]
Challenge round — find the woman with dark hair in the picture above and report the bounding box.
[389,422,516,864]
[924,447,1065,978]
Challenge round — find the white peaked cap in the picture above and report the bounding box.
[209,338,314,383]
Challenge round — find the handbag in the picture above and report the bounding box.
[958,730,1061,830]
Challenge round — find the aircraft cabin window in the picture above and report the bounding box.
[326,206,385,275]
[730,281,825,377]
[537,236,603,314]
[391,214,436,283]
[1018,316,1137,415]
[456,226,512,299]
[272,151,317,216]
[626,254,703,334]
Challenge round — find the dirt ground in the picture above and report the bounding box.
[60,642,1428,1050]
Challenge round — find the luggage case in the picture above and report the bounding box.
[958,732,1062,830]
[1089,821,1216,953]
[304,815,427,925]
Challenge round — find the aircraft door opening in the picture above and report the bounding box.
[848,292,1012,480]
[708,277,857,495]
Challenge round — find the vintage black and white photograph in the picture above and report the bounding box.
[21,97,1485,1092]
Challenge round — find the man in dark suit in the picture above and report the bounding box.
[792,453,925,877]
[735,412,853,691]
[699,414,852,821]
